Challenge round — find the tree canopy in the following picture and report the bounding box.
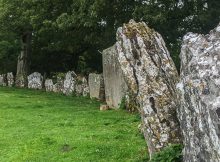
[0,0,219,74]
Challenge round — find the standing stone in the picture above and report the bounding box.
[53,76,64,93]
[88,73,105,101]
[7,72,14,87]
[177,23,220,162]
[28,72,43,89]
[115,20,181,156]
[63,71,77,95]
[45,79,54,92]
[75,76,89,96]
[0,74,7,86]
[103,45,128,108]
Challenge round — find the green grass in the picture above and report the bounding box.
[0,87,148,162]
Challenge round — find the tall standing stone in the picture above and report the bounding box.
[102,46,128,108]
[7,72,14,87]
[177,23,220,162]
[63,71,77,95]
[115,20,181,156]
[88,73,105,101]
[27,72,43,90]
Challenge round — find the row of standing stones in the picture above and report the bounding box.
[0,20,219,161]
[110,20,220,161]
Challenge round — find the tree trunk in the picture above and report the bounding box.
[15,31,32,87]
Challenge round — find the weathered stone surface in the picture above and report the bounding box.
[63,71,77,95]
[0,74,7,86]
[28,72,43,89]
[100,104,109,111]
[102,45,128,108]
[115,20,181,156]
[88,73,105,101]
[7,72,14,87]
[75,76,89,96]
[53,76,64,93]
[177,23,220,162]
[45,79,54,92]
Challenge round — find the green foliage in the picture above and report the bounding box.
[0,0,219,73]
[119,96,126,110]
[0,87,148,161]
[150,144,183,162]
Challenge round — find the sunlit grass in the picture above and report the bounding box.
[0,87,148,162]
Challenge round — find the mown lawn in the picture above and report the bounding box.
[0,87,148,162]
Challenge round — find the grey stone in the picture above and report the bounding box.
[115,20,181,157]
[177,23,220,162]
[63,71,77,95]
[53,76,64,93]
[7,72,14,87]
[45,79,54,92]
[28,72,43,89]
[75,76,89,96]
[102,45,128,108]
[0,74,7,86]
[88,73,105,101]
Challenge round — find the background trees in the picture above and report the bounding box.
[0,0,219,75]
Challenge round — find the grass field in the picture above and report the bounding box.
[0,87,148,162]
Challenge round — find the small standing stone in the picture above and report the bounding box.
[7,72,14,87]
[28,72,43,89]
[0,74,7,86]
[88,73,105,101]
[100,105,109,111]
[45,79,54,92]
[63,71,77,95]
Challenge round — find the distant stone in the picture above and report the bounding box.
[116,20,181,156]
[177,23,220,162]
[28,72,43,89]
[53,76,64,93]
[45,79,54,92]
[7,72,14,87]
[75,76,89,96]
[100,105,109,111]
[102,45,128,108]
[63,71,77,95]
[0,74,7,86]
[88,73,105,101]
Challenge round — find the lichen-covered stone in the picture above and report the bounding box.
[75,76,89,96]
[88,73,105,101]
[116,20,181,156]
[53,76,64,93]
[0,74,7,86]
[63,71,77,95]
[177,23,220,162]
[7,72,14,87]
[102,45,128,108]
[28,72,43,89]
[45,79,54,92]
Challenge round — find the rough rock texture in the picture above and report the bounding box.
[88,73,105,101]
[100,105,109,111]
[75,76,89,96]
[45,79,54,92]
[53,76,64,93]
[28,72,43,89]
[0,74,7,86]
[177,23,220,162]
[115,20,181,156]
[102,45,128,108]
[7,72,14,87]
[63,71,77,95]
